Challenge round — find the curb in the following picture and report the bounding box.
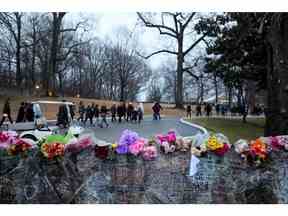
[180,118,209,135]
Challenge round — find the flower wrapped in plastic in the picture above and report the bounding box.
[249,138,267,160]
[116,129,139,154]
[129,138,146,156]
[277,135,288,150]
[234,139,249,154]
[167,130,176,143]
[142,146,157,160]
[8,138,35,157]
[269,136,282,151]
[190,133,207,157]
[65,133,94,153]
[175,137,191,152]
[206,135,224,151]
[41,142,65,160]
[0,131,18,149]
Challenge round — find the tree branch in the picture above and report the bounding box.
[183,12,196,29]
[183,68,199,80]
[137,12,178,36]
[136,49,177,59]
[184,32,208,56]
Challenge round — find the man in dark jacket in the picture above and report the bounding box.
[77,101,85,123]
[117,103,125,123]
[111,104,117,122]
[99,105,109,128]
[57,102,69,128]
[0,98,13,127]
[152,102,162,120]
[126,102,134,122]
[85,104,94,126]
[16,102,26,122]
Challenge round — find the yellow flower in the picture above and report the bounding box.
[207,136,223,150]
[111,143,117,148]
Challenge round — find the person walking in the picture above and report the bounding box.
[0,98,13,127]
[131,107,138,123]
[206,103,212,117]
[16,102,26,123]
[186,104,192,119]
[69,102,75,121]
[110,103,117,123]
[84,104,94,126]
[152,102,162,120]
[137,102,144,124]
[117,103,125,123]
[57,101,69,128]
[99,105,109,128]
[215,104,220,116]
[25,103,34,122]
[94,104,99,125]
[77,101,85,123]
[126,102,134,122]
[196,104,202,117]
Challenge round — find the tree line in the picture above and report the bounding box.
[0,12,151,101]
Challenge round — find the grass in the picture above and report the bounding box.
[186,117,265,143]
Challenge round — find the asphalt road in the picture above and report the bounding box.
[86,116,202,142]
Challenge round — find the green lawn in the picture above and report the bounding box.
[186,117,265,143]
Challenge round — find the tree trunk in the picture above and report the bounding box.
[15,14,22,89]
[214,72,218,104]
[265,14,288,136]
[175,32,184,108]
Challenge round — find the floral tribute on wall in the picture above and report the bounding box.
[156,130,192,154]
[0,131,36,157]
[111,129,157,161]
[38,132,95,160]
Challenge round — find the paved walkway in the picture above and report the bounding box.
[85,116,201,142]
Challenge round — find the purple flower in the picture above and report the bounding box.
[118,129,139,146]
[116,144,129,154]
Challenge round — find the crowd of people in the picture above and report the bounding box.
[185,102,264,119]
[74,101,146,128]
[0,98,35,128]
[0,98,165,129]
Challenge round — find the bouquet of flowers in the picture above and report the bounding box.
[190,133,208,157]
[8,138,35,157]
[142,145,157,160]
[156,130,177,154]
[39,134,68,160]
[205,133,230,156]
[116,129,139,154]
[0,131,18,149]
[65,133,94,153]
[113,130,158,161]
[248,138,268,165]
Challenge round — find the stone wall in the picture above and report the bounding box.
[0,147,287,204]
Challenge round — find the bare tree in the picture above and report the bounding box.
[137,12,210,108]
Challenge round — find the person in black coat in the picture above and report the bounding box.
[25,103,34,122]
[57,101,69,128]
[110,104,117,123]
[0,98,13,126]
[126,102,134,122]
[99,105,109,128]
[117,103,125,123]
[85,104,94,126]
[16,102,26,122]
